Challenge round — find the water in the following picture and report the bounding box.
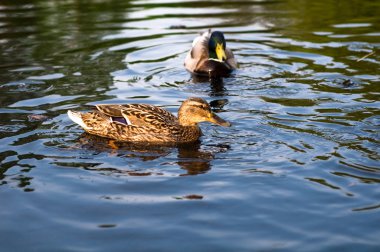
[1,0,379,251]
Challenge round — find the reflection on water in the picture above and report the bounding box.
[0,0,380,251]
[72,133,217,176]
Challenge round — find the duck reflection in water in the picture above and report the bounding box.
[191,74,228,97]
[75,133,230,176]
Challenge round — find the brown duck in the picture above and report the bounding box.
[67,97,230,143]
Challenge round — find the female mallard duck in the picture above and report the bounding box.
[185,30,237,77]
[67,97,230,143]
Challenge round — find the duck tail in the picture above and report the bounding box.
[67,110,89,130]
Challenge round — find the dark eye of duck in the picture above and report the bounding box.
[192,104,209,111]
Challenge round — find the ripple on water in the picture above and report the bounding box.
[0,0,380,251]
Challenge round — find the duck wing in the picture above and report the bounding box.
[185,31,210,73]
[226,47,238,69]
[96,104,178,127]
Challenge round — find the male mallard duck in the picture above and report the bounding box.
[184,30,237,77]
[67,97,230,143]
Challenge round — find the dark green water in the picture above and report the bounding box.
[1,0,379,251]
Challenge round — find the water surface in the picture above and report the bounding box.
[1,0,379,251]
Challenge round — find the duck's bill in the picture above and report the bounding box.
[209,112,231,127]
[216,43,227,61]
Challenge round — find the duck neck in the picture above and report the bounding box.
[178,115,197,127]
[179,124,202,142]
[209,50,218,60]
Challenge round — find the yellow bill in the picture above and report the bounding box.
[215,43,227,61]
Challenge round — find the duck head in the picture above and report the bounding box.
[208,31,227,62]
[178,97,231,127]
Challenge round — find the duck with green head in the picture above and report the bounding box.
[185,30,237,77]
[67,97,230,144]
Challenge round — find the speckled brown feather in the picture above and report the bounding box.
[73,105,201,143]
[96,104,177,127]
[68,97,230,143]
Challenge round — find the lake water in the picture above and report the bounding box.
[1,0,379,251]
